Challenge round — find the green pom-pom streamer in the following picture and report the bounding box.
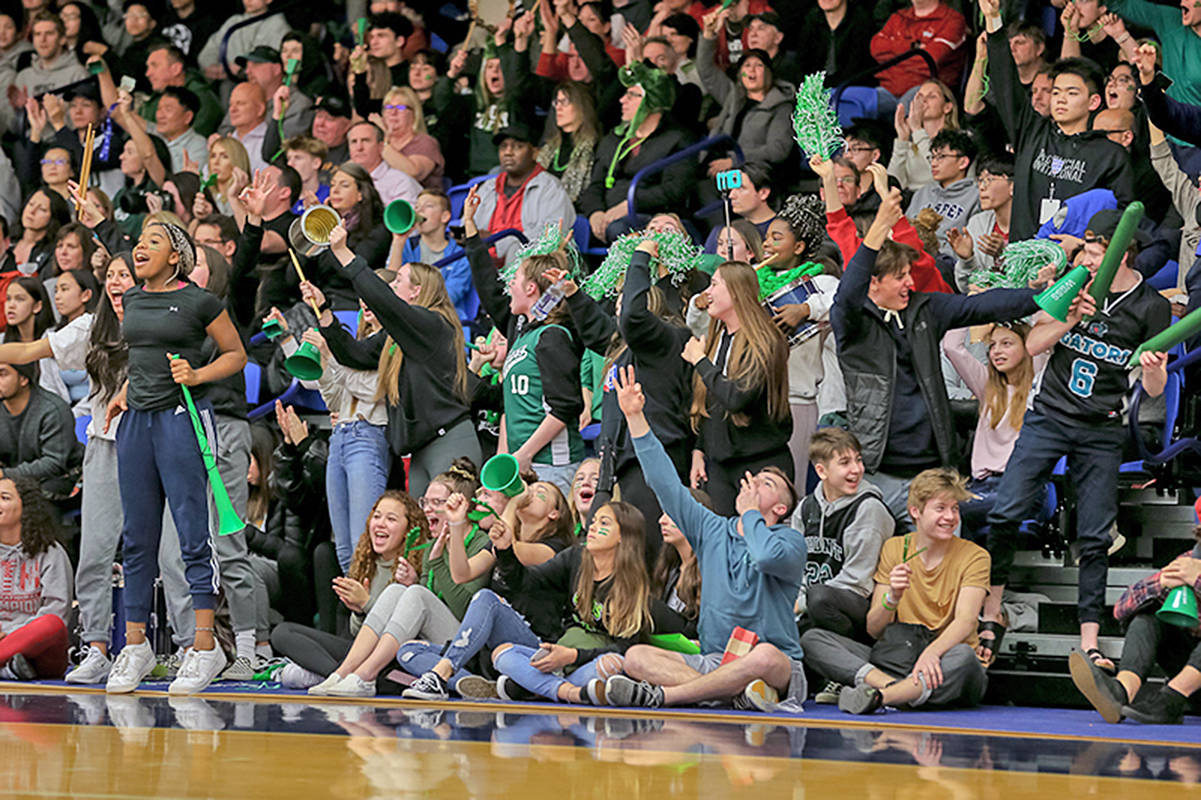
[757,261,824,301]
[583,230,701,300]
[792,72,845,161]
[969,238,1067,289]
[500,221,584,294]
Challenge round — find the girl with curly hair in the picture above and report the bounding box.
[763,193,845,478]
[0,477,72,681]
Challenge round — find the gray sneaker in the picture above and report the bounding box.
[838,684,883,715]
[66,646,113,684]
[604,675,664,709]
[454,675,499,699]
[731,679,778,712]
[220,656,255,682]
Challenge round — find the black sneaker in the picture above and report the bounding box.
[402,670,450,701]
[838,684,883,715]
[496,675,537,702]
[9,654,36,681]
[1069,648,1128,724]
[1122,686,1188,725]
[605,675,664,708]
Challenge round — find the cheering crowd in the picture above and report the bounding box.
[0,0,1200,727]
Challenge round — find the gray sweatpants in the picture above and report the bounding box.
[800,627,987,708]
[162,416,256,637]
[361,583,462,645]
[406,419,481,500]
[76,437,194,647]
[248,552,281,642]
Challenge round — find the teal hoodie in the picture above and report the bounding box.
[633,430,806,659]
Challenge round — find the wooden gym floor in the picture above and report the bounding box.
[2,688,1200,799]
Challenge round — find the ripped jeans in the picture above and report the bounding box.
[493,646,624,701]
[394,589,541,679]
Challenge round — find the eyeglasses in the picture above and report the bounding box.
[418,496,447,510]
[40,158,68,166]
[977,175,1010,187]
[834,176,857,186]
[845,145,875,153]
[928,151,962,163]
[383,104,410,112]
[552,96,573,108]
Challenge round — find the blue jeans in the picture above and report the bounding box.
[326,421,391,573]
[493,644,606,701]
[960,474,1002,544]
[985,410,1123,624]
[395,589,540,676]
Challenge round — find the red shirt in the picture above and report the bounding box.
[870,2,967,97]
[488,165,545,236]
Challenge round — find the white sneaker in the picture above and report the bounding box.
[327,673,377,698]
[168,647,228,695]
[307,672,345,696]
[278,662,324,689]
[105,641,156,694]
[169,697,226,730]
[66,646,113,684]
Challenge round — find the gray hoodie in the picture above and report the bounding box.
[0,541,72,633]
[790,477,894,611]
[906,176,981,259]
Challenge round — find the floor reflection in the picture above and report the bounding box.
[1,691,1199,798]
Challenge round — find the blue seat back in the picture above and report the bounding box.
[833,86,878,127]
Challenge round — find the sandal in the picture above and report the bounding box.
[977,620,1007,668]
[1086,647,1117,676]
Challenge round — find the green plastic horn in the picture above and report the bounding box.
[1157,585,1199,628]
[285,338,324,380]
[480,453,524,497]
[1087,201,1144,317]
[1034,264,1090,323]
[384,199,421,235]
[169,355,245,536]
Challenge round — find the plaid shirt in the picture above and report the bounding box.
[1114,550,1201,622]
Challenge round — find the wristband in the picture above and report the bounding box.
[881,593,898,612]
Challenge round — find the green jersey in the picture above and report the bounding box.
[503,324,584,466]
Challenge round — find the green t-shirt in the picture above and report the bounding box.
[502,324,584,466]
[424,525,492,619]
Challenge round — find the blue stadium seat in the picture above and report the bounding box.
[1149,260,1178,291]
[572,215,609,258]
[333,309,360,337]
[244,362,262,406]
[832,86,878,127]
[448,175,492,222]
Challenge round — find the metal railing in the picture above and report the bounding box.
[625,134,742,226]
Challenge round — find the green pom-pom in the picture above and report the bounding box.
[583,230,702,299]
[501,221,584,294]
[969,238,1068,289]
[792,72,844,161]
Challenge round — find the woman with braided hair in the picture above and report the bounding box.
[100,221,247,696]
[763,193,845,479]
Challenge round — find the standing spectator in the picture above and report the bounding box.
[198,0,289,83]
[981,0,1133,240]
[795,0,877,89]
[471,122,576,266]
[870,0,967,105]
[831,191,1038,524]
[112,0,162,94]
[159,0,224,66]
[905,129,980,258]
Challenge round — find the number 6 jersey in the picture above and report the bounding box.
[1032,279,1170,426]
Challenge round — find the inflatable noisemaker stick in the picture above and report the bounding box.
[1127,305,1201,366]
[355,17,368,47]
[75,123,94,218]
[168,354,246,535]
[1086,201,1144,319]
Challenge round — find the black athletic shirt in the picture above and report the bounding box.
[122,282,224,412]
[1033,279,1170,427]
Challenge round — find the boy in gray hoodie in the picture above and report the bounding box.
[792,428,893,643]
[905,129,981,259]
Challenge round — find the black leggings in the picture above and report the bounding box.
[1121,611,1201,709]
[706,448,794,517]
[271,621,350,676]
[806,584,871,642]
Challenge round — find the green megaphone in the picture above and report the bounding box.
[261,318,283,340]
[1157,585,1200,628]
[285,338,324,380]
[384,199,420,235]
[1034,264,1090,323]
[480,453,524,497]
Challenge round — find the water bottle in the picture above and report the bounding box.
[529,280,567,321]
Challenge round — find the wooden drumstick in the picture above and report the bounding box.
[76,123,95,218]
[288,249,324,319]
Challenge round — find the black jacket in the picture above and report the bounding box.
[831,243,1039,473]
[321,255,472,457]
[578,122,698,217]
[987,28,1134,240]
[794,4,879,88]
